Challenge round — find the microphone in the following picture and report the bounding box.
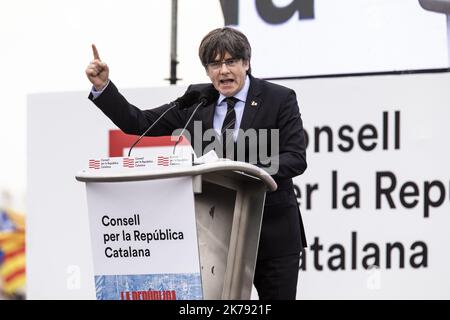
[174,90,201,109]
[172,86,219,154]
[127,90,201,157]
[197,86,220,108]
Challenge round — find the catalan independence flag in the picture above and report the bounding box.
[0,209,26,297]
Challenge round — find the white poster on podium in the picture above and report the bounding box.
[84,176,202,300]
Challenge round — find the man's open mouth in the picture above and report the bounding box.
[220,79,234,84]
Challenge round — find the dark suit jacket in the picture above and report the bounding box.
[89,74,307,260]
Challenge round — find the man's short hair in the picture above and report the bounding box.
[198,27,252,73]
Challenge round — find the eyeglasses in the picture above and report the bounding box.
[206,58,240,70]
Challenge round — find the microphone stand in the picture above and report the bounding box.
[127,103,178,157]
[172,100,206,155]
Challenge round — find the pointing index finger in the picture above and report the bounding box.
[92,44,101,61]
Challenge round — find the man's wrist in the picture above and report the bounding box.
[93,79,109,92]
[91,79,110,99]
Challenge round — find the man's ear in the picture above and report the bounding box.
[243,60,250,72]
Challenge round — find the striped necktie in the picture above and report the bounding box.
[221,96,239,158]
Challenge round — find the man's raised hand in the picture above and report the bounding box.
[86,44,109,91]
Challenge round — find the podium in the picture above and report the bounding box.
[76,160,277,300]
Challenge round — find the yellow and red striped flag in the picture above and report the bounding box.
[0,209,26,297]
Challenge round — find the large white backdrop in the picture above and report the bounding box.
[27,72,450,299]
[235,0,448,78]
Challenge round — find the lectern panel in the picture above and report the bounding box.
[194,182,236,299]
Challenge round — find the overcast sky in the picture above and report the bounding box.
[0,0,223,211]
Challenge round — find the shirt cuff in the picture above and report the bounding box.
[91,80,110,99]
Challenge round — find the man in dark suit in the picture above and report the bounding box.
[86,27,307,300]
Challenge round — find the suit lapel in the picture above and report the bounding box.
[239,75,262,132]
[201,100,215,130]
[198,84,217,131]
